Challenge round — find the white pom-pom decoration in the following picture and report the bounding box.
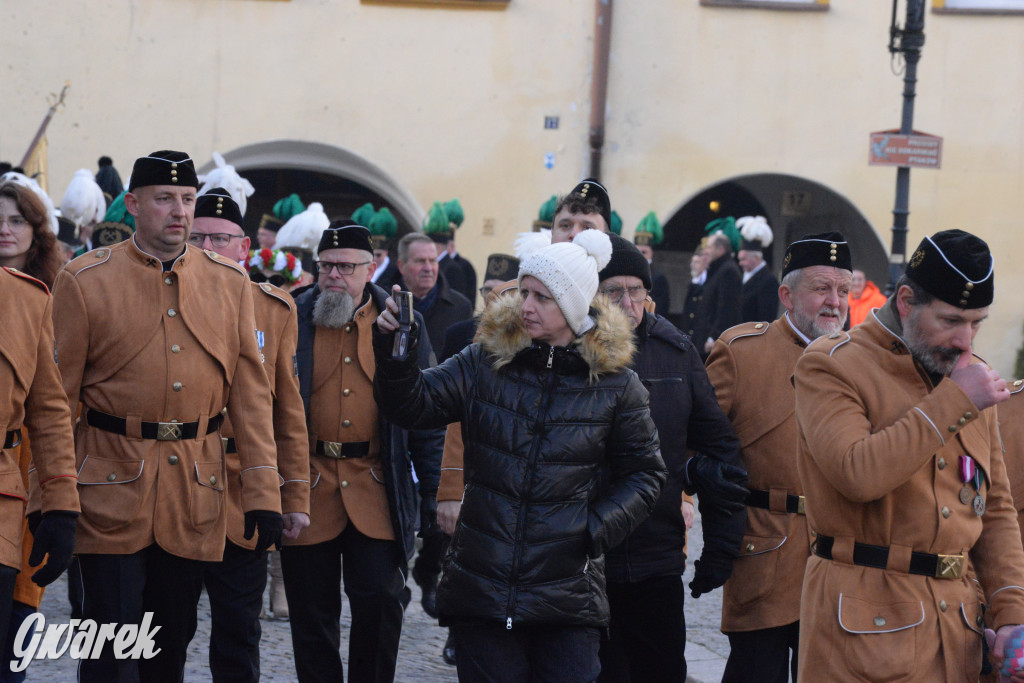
[572,229,613,271]
[514,229,552,259]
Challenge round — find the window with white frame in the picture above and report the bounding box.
[934,0,1024,12]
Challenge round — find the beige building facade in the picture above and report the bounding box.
[3,0,1022,372]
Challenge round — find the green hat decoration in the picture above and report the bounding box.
[704,216,741,253]
[273,193,306,222]
[351,202,377,228]
[634,211,663,247]
[533,195,558,232]
[102,191,136,230]
[424,201,452,244]
[368,207,398,251]
[610,210,623,236]
[443,198,464,229]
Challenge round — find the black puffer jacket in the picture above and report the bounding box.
[374,295,665,628]
[605,312,744,583]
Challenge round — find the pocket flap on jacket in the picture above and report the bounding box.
[77,455,144,485]
[738,534,787,557]
[195,461,224,492]
[838,593,925,634]
[0,469,26,501]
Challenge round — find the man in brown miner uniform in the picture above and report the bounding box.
[188,188,310,682]
[51,150,284,683]
[281,223,442,683]
[795,230,1024,681]
[706,232,853,682]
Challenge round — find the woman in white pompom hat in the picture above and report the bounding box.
[374,229,665,681]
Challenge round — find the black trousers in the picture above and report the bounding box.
[78,545,205,683]
[280,525,406,683]
[722,621,800,683]
[0,566,16,661]
[451,621,601,683]
[598,574,686,683]
[203,540,267,683]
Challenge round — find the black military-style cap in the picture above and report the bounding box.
[259,214,284,233]
[905,229,993,309]
[483,253,520,283]
[194,188,244,230]
[128,150,199,191]
[568,178,612,230]
[782,231,852,277]
[317,221,373,256]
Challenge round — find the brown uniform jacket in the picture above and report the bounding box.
[221,282,310,549]
[287,295,394,546]
[998,380,1024,545]
[0,269,79,570]
[794,306,1024,682]
[52,239,282,562]
[706,315,811,632]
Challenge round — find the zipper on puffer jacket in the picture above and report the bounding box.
[505,356,558,630]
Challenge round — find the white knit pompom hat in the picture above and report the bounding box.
[518,229,614,336]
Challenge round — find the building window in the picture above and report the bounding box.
[700,0,828,10]
[361,0,509,8]
[933,0,1024,13]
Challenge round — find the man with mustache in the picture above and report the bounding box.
[282,223,442,682]
[794,230,1024,681]
[706,232,853,683]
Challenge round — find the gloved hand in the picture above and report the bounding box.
[28,510,79,587]
[686,454,749,513]
[689,552,734,599]
[419,498,440,538]
[244,510,284,554]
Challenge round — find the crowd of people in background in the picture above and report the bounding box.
[2,151,1024,683]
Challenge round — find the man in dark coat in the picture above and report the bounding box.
[396,232,473,352]
[282,224,442,682]
[737,217,779,324]
[699,233,743,355]
[596,234,748,682]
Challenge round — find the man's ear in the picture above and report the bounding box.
[895,285,914,319]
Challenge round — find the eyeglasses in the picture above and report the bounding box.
[187,232,245,248]
[0,215,30,231]
[316,260,372,276]
[251,272,287,287]
[600,285,649,304]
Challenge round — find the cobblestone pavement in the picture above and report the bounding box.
[23,504,728,682]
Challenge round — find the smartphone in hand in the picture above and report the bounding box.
[392,291,414,361]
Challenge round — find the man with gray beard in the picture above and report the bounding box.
[706,232,852,683]
[282,222,443,682]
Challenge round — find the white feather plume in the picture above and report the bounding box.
[572,229,613,271]
[514,229,552,259]
[276,202,329,253]
[736,215,773,248]
[198,152,255,216]
[0,171,59,235]
[60,169,106,228]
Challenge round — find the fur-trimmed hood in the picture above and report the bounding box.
[473,292,636,382]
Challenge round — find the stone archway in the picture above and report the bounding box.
[196,140,424,234]
[656,173,888,318]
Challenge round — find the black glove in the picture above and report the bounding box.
[419,497,440,538]
[244,510,284,554]
[689,552,734,599]
[27,511,42,536]
[28,510,79,587]
[686,454,749,513]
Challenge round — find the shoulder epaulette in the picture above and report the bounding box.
[2,267,49,294]
[203,249,246,275]
[255,281,295,310]
[721,320,770,346]
[806,330,851,356]
[1010,379,1024,396]
[64,247,112,276]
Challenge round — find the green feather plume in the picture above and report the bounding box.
[610,210,623,235]
[102,191,136,229]
[351,202,376,227]
[424,202,450,236]
[369,207,398,238]
[273,194,306,222]
[636,211,663,246]
[443,199,464,229]
[704,216,741,252]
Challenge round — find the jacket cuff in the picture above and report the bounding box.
[239,466,283,514]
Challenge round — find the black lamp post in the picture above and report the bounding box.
[886,0,926,293]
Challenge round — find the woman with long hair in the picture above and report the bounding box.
[0,180,64,288]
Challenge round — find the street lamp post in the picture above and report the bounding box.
[886,0,926,293]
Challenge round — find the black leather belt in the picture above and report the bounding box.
[316,440,371,460]
[222,437,237,454]
[747,488,805,515]
[813,534,963,580]
[3,429,21,449]
[86,408,223,441]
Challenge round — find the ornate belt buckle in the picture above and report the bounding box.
[323,441,343,459]
[797,496,806,515]
[157,421,183,441]
[935,554,963,580]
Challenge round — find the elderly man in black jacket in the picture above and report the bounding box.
[596,234,747,683]
[700,232,743,356]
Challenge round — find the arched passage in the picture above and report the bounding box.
[656,173,888,318]
[196,140,424,239]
